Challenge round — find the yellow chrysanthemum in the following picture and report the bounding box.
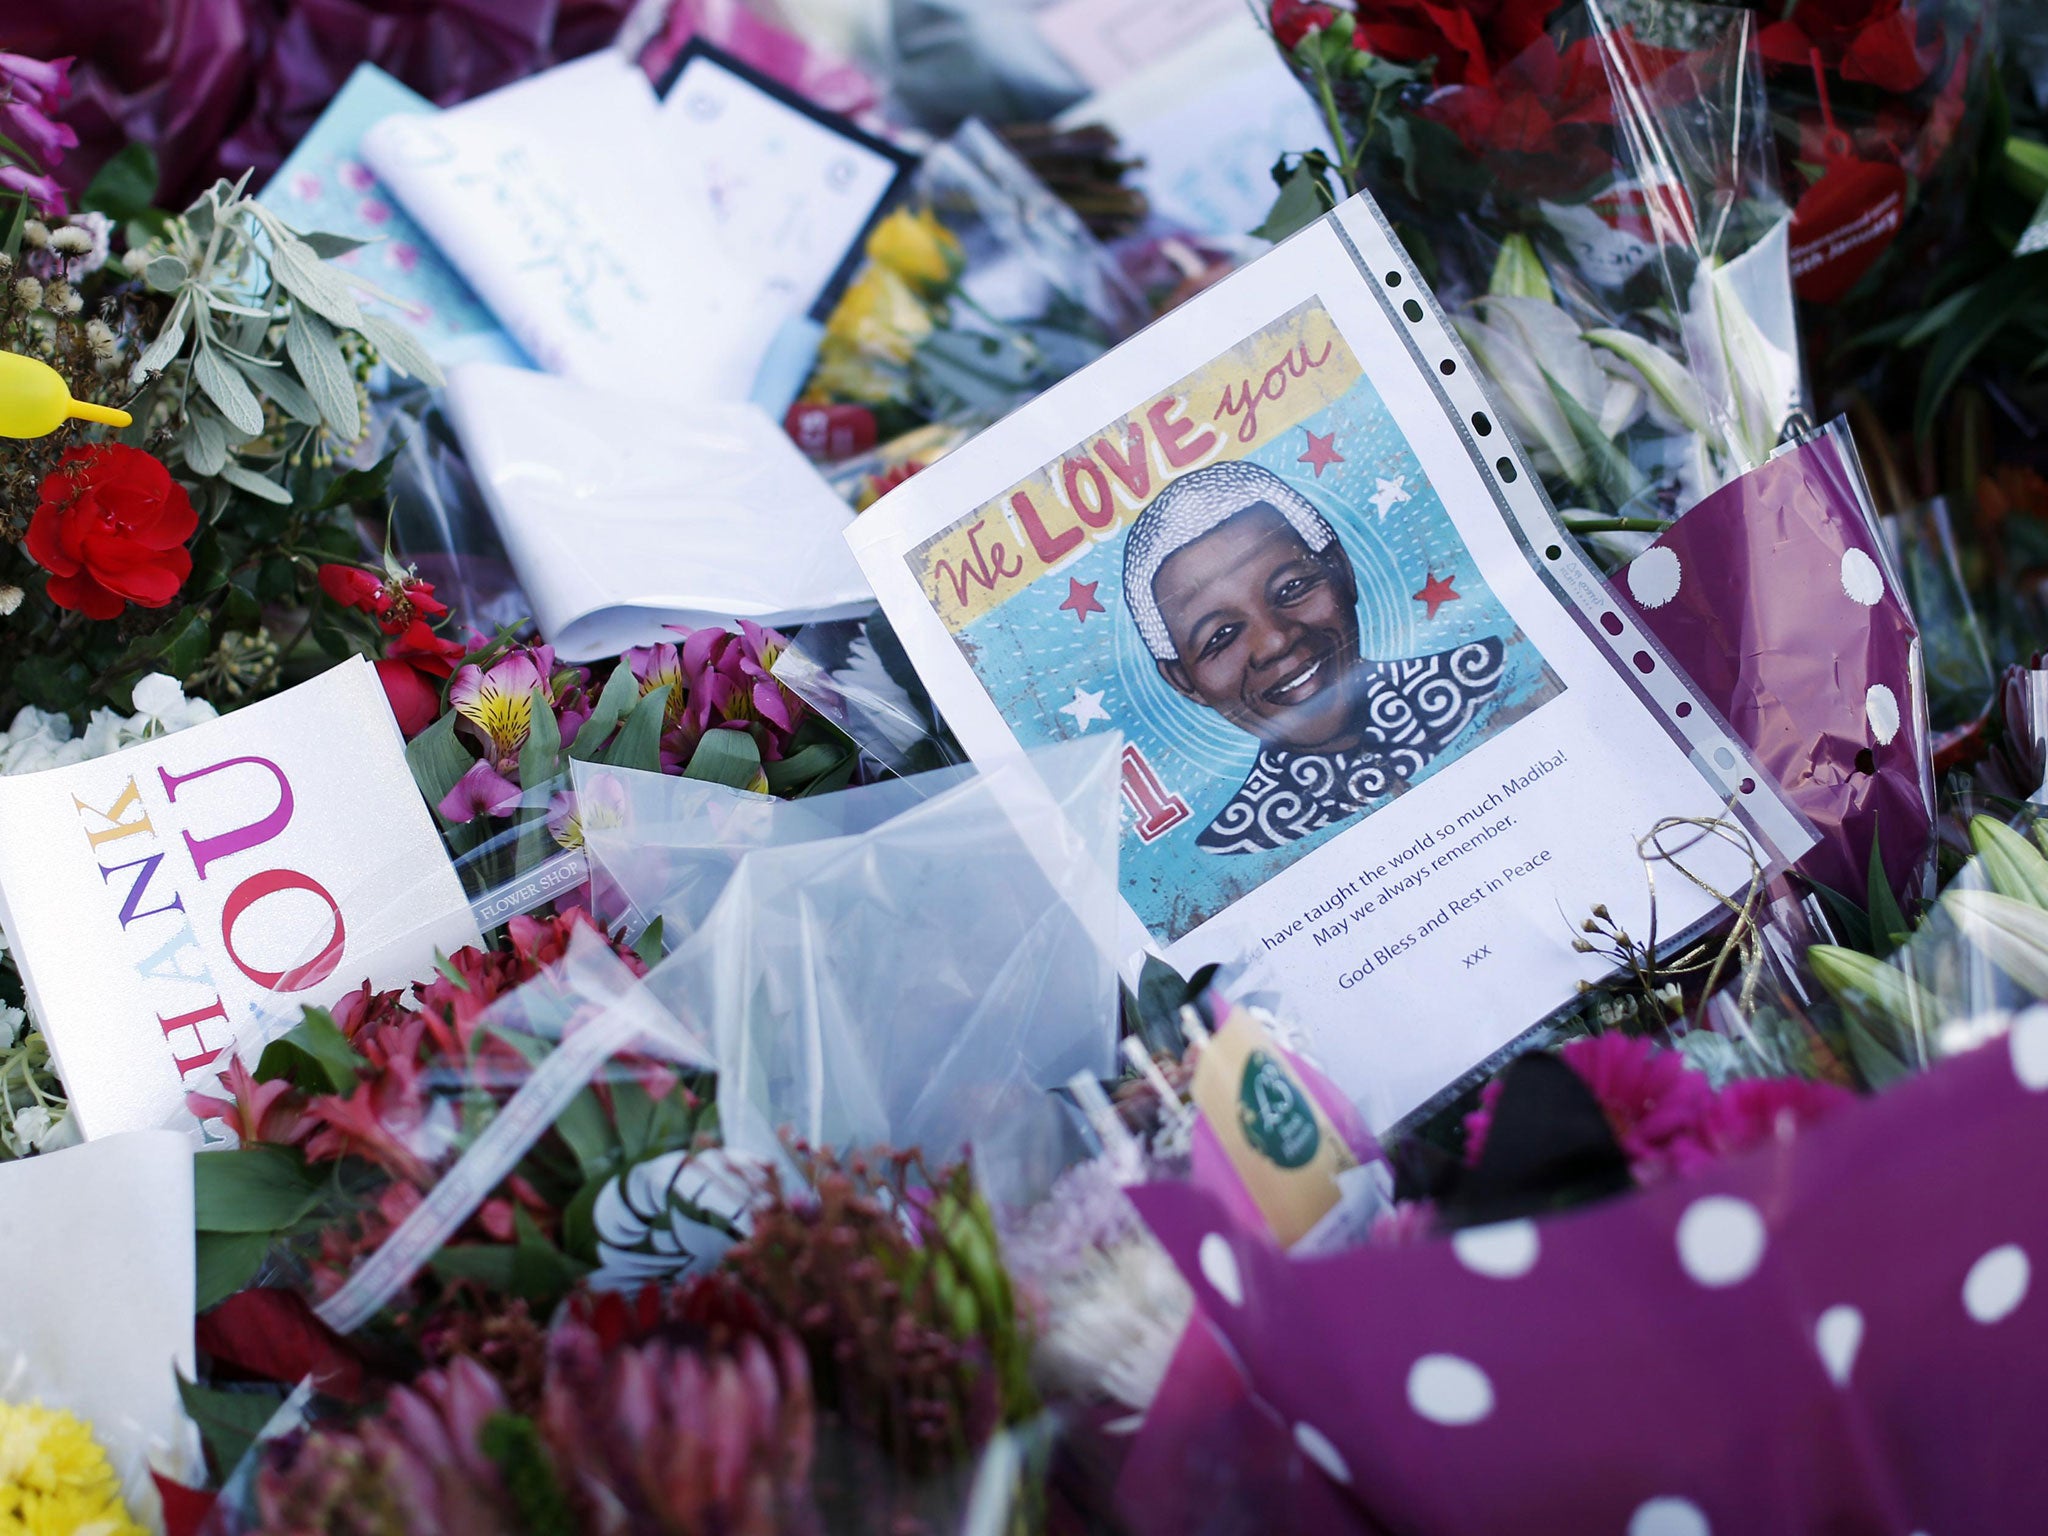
[0,1402,144,1536]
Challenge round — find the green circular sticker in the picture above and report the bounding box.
[1237,1048,1321,1169]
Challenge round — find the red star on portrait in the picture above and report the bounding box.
[1298,429,1343,477]
[1060,576,1106,623]
[1413,570,1460,620]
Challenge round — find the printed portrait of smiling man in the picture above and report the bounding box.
[1123,461,1509,854]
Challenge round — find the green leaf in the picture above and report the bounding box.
[285,302,361,439]
[519,685,563,796]
[1914,252,2048,439]
[632,914,666,968]
[305,448,398,514]
[1806,877,1874,954]
[82,142,160,223]
[1253,157,1336,243]
[552,1088,617,1184]
[600,684,672,772]
[194,1231,272,1311]
[136,293,189,376]
[430,1243,517,1290]
[299,230,370,260]
[194,344,266,436]
[1544,365,1645,514]
[356,311,445,387]
[763,741,845,795]
[567,661,644,761]
[158,606,214,678]
[235,352,322,427]
[1945,888,2048,996]
[482,1415,576,1536]
[194,1145,325,1233]
[255,1007,365,1096]
[1866,825,1912,954]
[682,728,762,789]
[177,1375,284,1479]
[269,232,366,330]
[219,461,293,505]
[1968,815,2048,910]
[1132,955,1195,1056]
[144,252,189,293]
[183,408,229,476]
[508,1206,589,1305]
[406,710,472,822]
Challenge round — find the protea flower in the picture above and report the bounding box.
[253,1357,518,1536]
[540,1307,821,1536]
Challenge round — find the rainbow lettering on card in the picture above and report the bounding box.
[906,298,1564,943]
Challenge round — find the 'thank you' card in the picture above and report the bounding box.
[849,193,1814,1133]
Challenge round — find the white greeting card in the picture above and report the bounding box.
[653,42,913,322]
[0,1131,198,1504]
[363,48,910,406]
[848,192,1814,1133]
[0,659,481,1139]
[445,363,873,661]
[361,53,764,401]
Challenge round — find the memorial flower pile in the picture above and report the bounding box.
[1,5,2047,1534]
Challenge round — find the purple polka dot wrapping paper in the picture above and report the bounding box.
[1612,427,1935,904]
[1125,1017,2048,1535]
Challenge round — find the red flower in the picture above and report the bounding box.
[1351,0,1560,87]
[26,443,196,620]
[375,657,442,739]
[1421,34,1624,195]
[385,616,466,679]
[317,562,385,613]
[1757,0,1938,95]
[1271,0,1338,50]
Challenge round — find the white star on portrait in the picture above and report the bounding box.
[1370,475,1411,521]
[1060,685,1112,731]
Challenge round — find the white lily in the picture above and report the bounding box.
[1946,888,2048,999]
[1680,215,1802,471]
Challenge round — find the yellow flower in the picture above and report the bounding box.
[806,335,911,407]
[823,264,934,365]
[865,206,962,294]
[0,1402,144,1536]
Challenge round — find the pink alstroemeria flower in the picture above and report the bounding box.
[186,1056,306,1145]
[0,163,66,216]
[0,53,73,108]
[1,97,76,167]
[447,648,548,771]
[671,621,805,761]
[439,760,523,824]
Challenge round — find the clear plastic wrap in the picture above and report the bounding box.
[579,735,1121,1170]
[193,923,713,1335]
[770,610,968,781]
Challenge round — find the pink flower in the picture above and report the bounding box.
[668,620,807,762]
[1466,1033,1714,1184]
[0,53,73,109]
[1,97,76,166]
[1699,1077,1853,1159]
[448,649,547,771]
[438,760,523,823]
[0,163,65,216]
[186,1056,307,1145]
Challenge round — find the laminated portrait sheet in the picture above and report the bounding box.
[849,193,1815,1133]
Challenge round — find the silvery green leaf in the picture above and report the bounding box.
[193,345,266,437]
[184,410,228,477]
[354,313,444,387]
[270,234,364,330]
[234,354,321,427]
[300,231,370,259]
[1585,328,1713,436]
[144,253,189,292]
[219,462,293,506]
[285,304,361,441]
[136,294,189,376]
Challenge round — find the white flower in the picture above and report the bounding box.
[130,674,217,736]
[19,220,46,250]
[0,1004,23,1048]
[79,708,132,759]
[0,586,20,617]
[121,247,149,277]
[84,320,116,361]
[6,1104,53,1157]
[11,277,40,310]
[64,212,112,277]
[49,226,92,257]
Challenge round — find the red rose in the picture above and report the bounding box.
[374,658,442,739]
[26,443,197,620]
[1271,0,1337,50]
[318,562,386,613]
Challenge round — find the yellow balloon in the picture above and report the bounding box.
[0,351,132,438]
